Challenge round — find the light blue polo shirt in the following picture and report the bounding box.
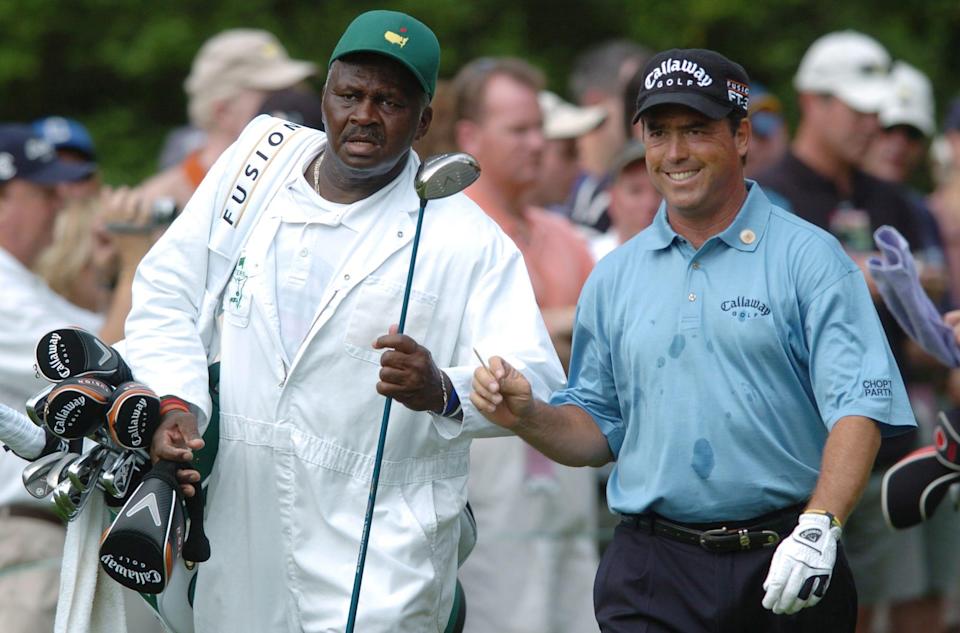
[551,182,916,522]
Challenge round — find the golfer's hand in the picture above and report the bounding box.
[150,409,204,497]
[373,325,445,413]
[762,512,841,614]
[470,356,534,429]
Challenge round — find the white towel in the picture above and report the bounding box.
[54,491,127,633]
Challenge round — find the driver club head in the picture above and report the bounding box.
[414,152,481,201]
[22,450,69,499]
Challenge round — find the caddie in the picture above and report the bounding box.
[469,48,916,632]
[122,10,564,632]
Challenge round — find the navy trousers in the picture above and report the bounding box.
[594,521,857,632]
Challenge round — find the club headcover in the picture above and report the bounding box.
[44,377,112,440]
[99,460,185,594]
[882,410,960,529]
[107,382,160,450]
[35,327,133,387]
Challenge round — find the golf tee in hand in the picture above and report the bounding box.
[470,355,534,429]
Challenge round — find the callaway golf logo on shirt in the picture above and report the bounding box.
[720,296,771,321]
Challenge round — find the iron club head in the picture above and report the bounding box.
[26,384,54,427]
[100,450,147,499]
[414,152,481,201]
[22,451,68,499]
[66,445,109,493]
[46,452,81,492]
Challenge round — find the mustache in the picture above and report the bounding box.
[341,126,384,145]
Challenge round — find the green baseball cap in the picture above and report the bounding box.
[329,10,440,99]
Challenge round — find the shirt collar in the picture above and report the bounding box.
[716,180,772,252]
[634,180,772,253]
[283,146,423,229]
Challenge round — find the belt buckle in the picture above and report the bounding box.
[757,529,781,548]
[699,527,735,552]
[699,527,781,552]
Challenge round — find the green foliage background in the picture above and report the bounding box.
[1,0,957,184]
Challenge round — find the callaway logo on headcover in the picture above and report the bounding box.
[799,528,822,543]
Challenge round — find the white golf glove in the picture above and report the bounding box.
[762,512,841,614]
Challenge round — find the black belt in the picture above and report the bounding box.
[620,504,803,553]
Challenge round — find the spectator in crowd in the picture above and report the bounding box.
[859,61,960,633]
[756,32,935,633]
[0,124,99,633]
[565,40,650,231]
[568,39,649,179]
[528,90,606,212]
[413,79,458,158]
[451,56,599,633]
[24,118,164,630]
[258,86,325,130]
[32,116,100,200]
[931,99,960,305]
[131,28,316,211]
[864,61,947,301]
[744,84,789,179]
[590,140,660,261]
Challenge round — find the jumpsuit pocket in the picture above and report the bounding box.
[222,255,260,328]
[343,276,438,364]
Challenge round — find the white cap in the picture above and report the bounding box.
[880,61,935,137]
[793,30,892,113]
[538,91,607,140]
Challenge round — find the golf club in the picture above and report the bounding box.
[346,152,481,632]
[22,450,69,499]
[54,447,110,520]
[66,444,108,493]
[100,450,147,500]
[35,327,133,387]
[25,384,53,427]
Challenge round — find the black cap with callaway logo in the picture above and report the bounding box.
[633,48,750,123]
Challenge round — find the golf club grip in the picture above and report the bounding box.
[181,480,210,562]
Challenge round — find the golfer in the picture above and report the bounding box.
[470,48,916,633]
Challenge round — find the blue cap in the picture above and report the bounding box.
[32,117,97,162]
[0,124,96,184]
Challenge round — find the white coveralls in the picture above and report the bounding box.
[123,117,565,633]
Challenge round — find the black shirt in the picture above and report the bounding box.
[757,150,919,466]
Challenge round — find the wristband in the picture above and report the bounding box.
[804,508,842,529]
[434,373,462,418]
[160,395,190,417]
[443,383,462,418]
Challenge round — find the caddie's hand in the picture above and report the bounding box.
[373,325,445,413]
[762,512,841,614]
[469,356,534,429]
[150,409,204,497]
